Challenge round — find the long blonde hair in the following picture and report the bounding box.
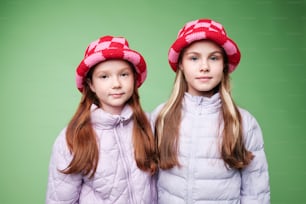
[61,63,158,178]
[155,46,253,170]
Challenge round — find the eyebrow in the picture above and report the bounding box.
[100,66,132,72]
[185,50,223,55]
[120,66,132,70]
[117,67,134,74]
[94,66,131,74]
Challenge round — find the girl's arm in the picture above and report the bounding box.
[46,129,83,204]
[240,111,271,204]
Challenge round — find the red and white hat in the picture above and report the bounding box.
[168,18,241,73]
[76,35,147,92]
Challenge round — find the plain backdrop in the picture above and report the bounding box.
[0,0,305,203]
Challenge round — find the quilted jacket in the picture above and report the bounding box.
[46,104,156,204]
[151,93,270,204]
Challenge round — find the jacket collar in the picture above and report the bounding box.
[90,104,133,130]
[183,92,221,114]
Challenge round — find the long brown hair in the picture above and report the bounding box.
[155,41,253,170]
[61,62,157,178]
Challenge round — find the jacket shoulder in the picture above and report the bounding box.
[150,103,165,122]
[238,108,265,151]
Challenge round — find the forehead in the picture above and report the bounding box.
[94,59,133,72]
[184,40,222,54]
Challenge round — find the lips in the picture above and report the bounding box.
[196,76,212,81]
[197,76,212,79]
[110,93,124,98]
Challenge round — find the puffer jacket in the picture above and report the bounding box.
[151,93,270,204]
[46,104,156,204]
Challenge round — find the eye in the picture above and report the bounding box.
[121,72,130,77]
[99,74,108,79]
[210,56,217,61]
[189,56,198,61]
[210,55,221,61]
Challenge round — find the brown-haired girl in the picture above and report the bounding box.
[152,19,270,203]
[46,35,157,204]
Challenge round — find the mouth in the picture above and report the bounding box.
[196,76,212,81]
[110,93,124,98]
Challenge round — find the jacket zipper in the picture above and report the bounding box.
[114,118,136,204]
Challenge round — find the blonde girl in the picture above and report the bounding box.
[152,19,270,204]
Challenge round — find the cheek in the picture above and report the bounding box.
[214,64,224,75]
[129,81,136,91]
[90,79,108,93]
[215,72,224,84]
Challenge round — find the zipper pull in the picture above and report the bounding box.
[119,117,124,127]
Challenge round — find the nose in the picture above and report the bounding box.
[200,59,209,72]
[112,76,121,88]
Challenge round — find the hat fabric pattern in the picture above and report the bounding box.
[168,19,241,73]
[76,35,147,92]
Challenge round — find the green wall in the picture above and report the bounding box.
[0,0,305,203]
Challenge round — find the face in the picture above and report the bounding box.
[88,59,135,115]
[180,40,224,97]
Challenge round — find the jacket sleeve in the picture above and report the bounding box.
[46,129,83,204]
[240,111,271,204]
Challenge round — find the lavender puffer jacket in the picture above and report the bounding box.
[46,104,156,204]
[151,93,270,204]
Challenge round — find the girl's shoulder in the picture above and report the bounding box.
[238,107,254,120]
[51,127,70,155]
[238,107,261,129]
[150,103,166,122]
[238,107,265,150]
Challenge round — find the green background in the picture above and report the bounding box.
[0,0,305,203]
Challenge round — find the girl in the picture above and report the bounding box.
[46,35,157,204]
[152,19,270,203]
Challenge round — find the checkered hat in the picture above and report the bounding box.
[76,35,147,92]
[168,19,241,73]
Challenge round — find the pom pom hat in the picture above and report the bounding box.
[168,18,241,73]
[76,35,147,92]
